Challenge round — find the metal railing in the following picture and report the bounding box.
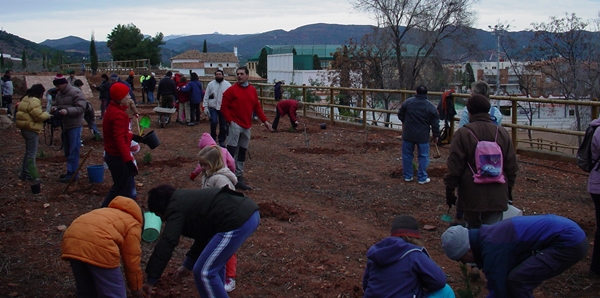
[253,83,600,157]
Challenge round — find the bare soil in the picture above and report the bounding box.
[1,80,599,297]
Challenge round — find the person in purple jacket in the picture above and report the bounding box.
[587,117,600,277]
[363,215,455,298]
[442,214,587,298]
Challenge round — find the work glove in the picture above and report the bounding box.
[190,172,198,181]
[446,188,457,208]
[126,161,138,176]
[508,186,513,205]
[204,109,210,116]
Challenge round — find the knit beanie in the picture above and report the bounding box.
[110,82,130,101]
[53,74,68,86]
[467,94,491,114]
[441,225,471,261]
[110,73,119,80]
[390,215,420,238]
[129,71,135,76]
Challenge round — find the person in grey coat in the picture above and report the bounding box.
[587,117,600,276]
[398,85,440,184]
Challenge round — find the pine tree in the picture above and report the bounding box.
[90,33,99,75]
[0,53,4,71]
[203,39,207,53]
[312,54,322,70]
[257,48,268,78]
[21,49,27,70]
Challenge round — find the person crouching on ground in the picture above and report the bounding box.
[272,99,303,132]
[101,82,138,207]
[441,214,588,298]
[363,215,455,298]
[15,84,51,181]
[142,184,260,298]
[190,132,236,181]
[61,196,144,298]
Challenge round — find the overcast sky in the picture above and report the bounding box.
[2,0,599,43]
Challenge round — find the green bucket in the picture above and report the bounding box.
[142,211,162,242]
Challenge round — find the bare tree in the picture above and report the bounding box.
[353,0,477,90]
[529,13,600,134]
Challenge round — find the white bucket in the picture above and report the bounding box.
[503,204,523,220]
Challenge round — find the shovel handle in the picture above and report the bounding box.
[136,117,141,135]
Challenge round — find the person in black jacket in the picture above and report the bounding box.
[142,185,260,297]
[92,74,110,119]
[146,72,157,104]
[157,71,177,108]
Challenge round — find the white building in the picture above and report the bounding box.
[170,49,239,77]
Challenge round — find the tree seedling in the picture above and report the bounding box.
[143,152,152,164]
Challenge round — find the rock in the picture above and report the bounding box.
[56,225,67,231]
[43,203,50,208]
[423,225,436,231]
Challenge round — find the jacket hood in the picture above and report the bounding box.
[199,132,217,148]
[107,196,143,224]
[590,118,600,128]
[213,167,238,184]
[367,237,426,267]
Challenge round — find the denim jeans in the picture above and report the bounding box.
[147,91,155,103]
[68,259,127,298]
[209,107,228,145]
[62,126,82,176]
[20,130,39,179]
[192,211,259,298]
[402,140,430,182]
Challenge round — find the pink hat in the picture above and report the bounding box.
[53,74,67,86]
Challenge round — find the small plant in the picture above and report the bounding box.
[27,158,39,180]
[143,152,152,164]
[456,263,481,298]
[37,148,47,158]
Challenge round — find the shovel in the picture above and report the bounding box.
[441,206,453,223]
[139,115,151,135]
[433,143,441,159]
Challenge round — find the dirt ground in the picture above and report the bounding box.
[1,78,600,297]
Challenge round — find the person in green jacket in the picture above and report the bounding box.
[142,185,260,297]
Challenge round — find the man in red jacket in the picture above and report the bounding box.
[221,66,273,190]
[101,82,139,207]
[272,99,303,131]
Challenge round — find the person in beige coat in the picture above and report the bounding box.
[15,84,51,181]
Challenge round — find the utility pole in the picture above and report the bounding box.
[489,24,509,108]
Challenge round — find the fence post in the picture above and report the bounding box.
[362,90,367,130]
[302,86,307,117]
[512,98,518,149]
[330,88,335,124]
[592,98,599,120]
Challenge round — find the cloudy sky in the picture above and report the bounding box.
[2,0,599,43]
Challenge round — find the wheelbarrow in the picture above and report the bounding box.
[153,107,177,128]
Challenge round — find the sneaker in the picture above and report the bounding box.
[418,178,431,184]
[187,122,195,126]
[404,177,413,182]
[235,177,253,191]
[59,175,78,183]
[224,278,236,292]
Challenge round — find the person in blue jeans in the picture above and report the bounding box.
[442,214,588,298]
[363,215,455,298]
[398,85,440,184]
[51,74,86,183]
[142,185,260,298]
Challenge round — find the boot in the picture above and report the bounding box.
[235,176,253,191]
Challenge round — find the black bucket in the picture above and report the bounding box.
[31,183,41,194]
[319,123,327,129]
[142,130,160,149]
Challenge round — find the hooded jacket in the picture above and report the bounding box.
[192,133,236,177]
[444,113,518,213]
[61,196,144,290]
[363,237,447,298]
[201,167,237,189]
[145,187,259,282]
[15,95,51,133]
[53,84,86,130]
[588,118,600,194]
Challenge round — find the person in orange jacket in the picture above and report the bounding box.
[61,196,145,297]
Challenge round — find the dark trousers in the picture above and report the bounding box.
[272,110,296,130]
[209,107,227,145]
[591,193,600,273]
[20,130,38,179]
[62,126,82,176]
[68,259,127,297]
[102,153,134,207]
[506,239,588,297]
[2,95,12,115]
[190,103,201,123]
[160,94,174,108]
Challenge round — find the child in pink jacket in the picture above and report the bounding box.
[190,133,235,180]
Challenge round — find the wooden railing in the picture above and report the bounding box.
[61,59,150,75]
[253,83,600,157]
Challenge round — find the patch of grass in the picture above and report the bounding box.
[143,152,152,164]
[37,148,47,158]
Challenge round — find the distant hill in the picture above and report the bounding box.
[41,36,112,61]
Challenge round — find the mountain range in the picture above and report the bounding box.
[2,23,599,67]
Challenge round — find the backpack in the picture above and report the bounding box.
[576,124,600,172]
[466,126,506,184]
